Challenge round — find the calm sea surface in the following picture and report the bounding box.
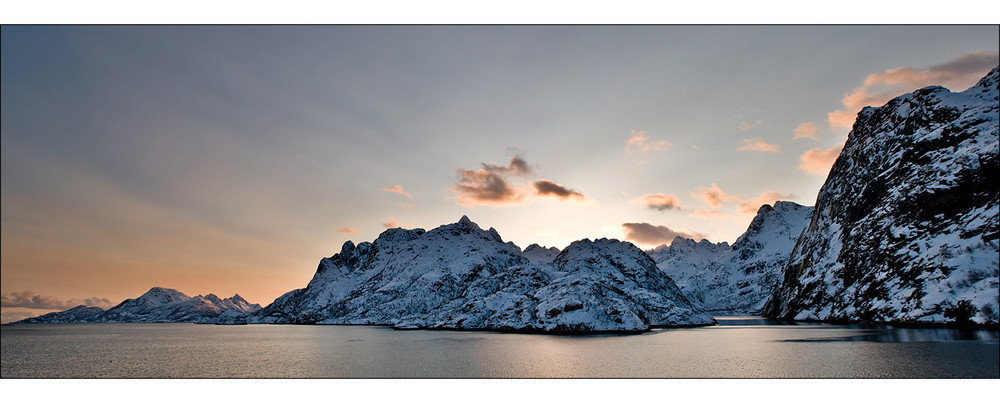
[2,317,997,378]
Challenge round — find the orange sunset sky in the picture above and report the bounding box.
[2,24,998,323]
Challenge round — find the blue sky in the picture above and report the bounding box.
[2,25,997,318]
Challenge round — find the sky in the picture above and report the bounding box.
[2,25,998,322]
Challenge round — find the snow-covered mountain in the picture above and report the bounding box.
[13,305,107,324]
[16,287,262,324]
[523,243,561,263]
[250,216,713,332]
[766,66,999,325]
[649,201,813,314]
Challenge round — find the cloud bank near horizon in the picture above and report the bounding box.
[1,291,115,310]
[622,222,707,247]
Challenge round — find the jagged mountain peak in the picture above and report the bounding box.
[651,201,814,315]
[734,201,811,248]
[135,287,191,305]
[373,227,426,246]
[964,65,998,100]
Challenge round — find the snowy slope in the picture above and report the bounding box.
[766,66,1000,325]
[523,243,561,263]
[649,202,813,314]
[15,287,262,324]
[15,305,107,324]
[251,216,713,332]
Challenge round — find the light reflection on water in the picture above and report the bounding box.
[1,318,997,378]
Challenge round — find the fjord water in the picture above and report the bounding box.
[2,318,996,378]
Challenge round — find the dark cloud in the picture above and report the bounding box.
[622,223,707,246]
[451,154,585,207]
[0,291,115,310]
[533,179,584,200]
[452,167,525,207]
[930,51,999,77]
[482,156,532,176]
[633,193,684,211]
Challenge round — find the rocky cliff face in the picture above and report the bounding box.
[251,216,713,332]
[766,66,999,325]
[649,201,813,314]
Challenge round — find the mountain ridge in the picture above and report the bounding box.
[649,201,814,315]
[249,216,714,333]
[15,287,262,324]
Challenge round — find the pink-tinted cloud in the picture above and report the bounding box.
[738,191,795,214]
[626,130,672,154]
[828,51,998,129]
[633,193,684,211]
[739,120,763,131]
[335,227,359,235]
[737,138,781,153]
[692,183,738,208]
[1,291,115,310]
[382,185,411,199]
[799,143,845,175]
[382,217,402,229]
[622,223,707,246]
[793,122,819,140]
[533,179,585,201]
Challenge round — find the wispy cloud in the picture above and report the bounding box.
[382,185,411,199]
[626,130,672,154]
[692,183,738,208]
[828,51,999,129]
[482,156,532,176]
[622,223,707,246]
[793,122,819,140]
[799,143,845,175]
[533,179,585,201]
[452,155,583,207]
[632,193,684,211]
[738,191,795,214]
[739,120,763,131]
[737,138,780,153]
[335,227,359,235]
[382,217,402,229]
[1,291,115,310]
